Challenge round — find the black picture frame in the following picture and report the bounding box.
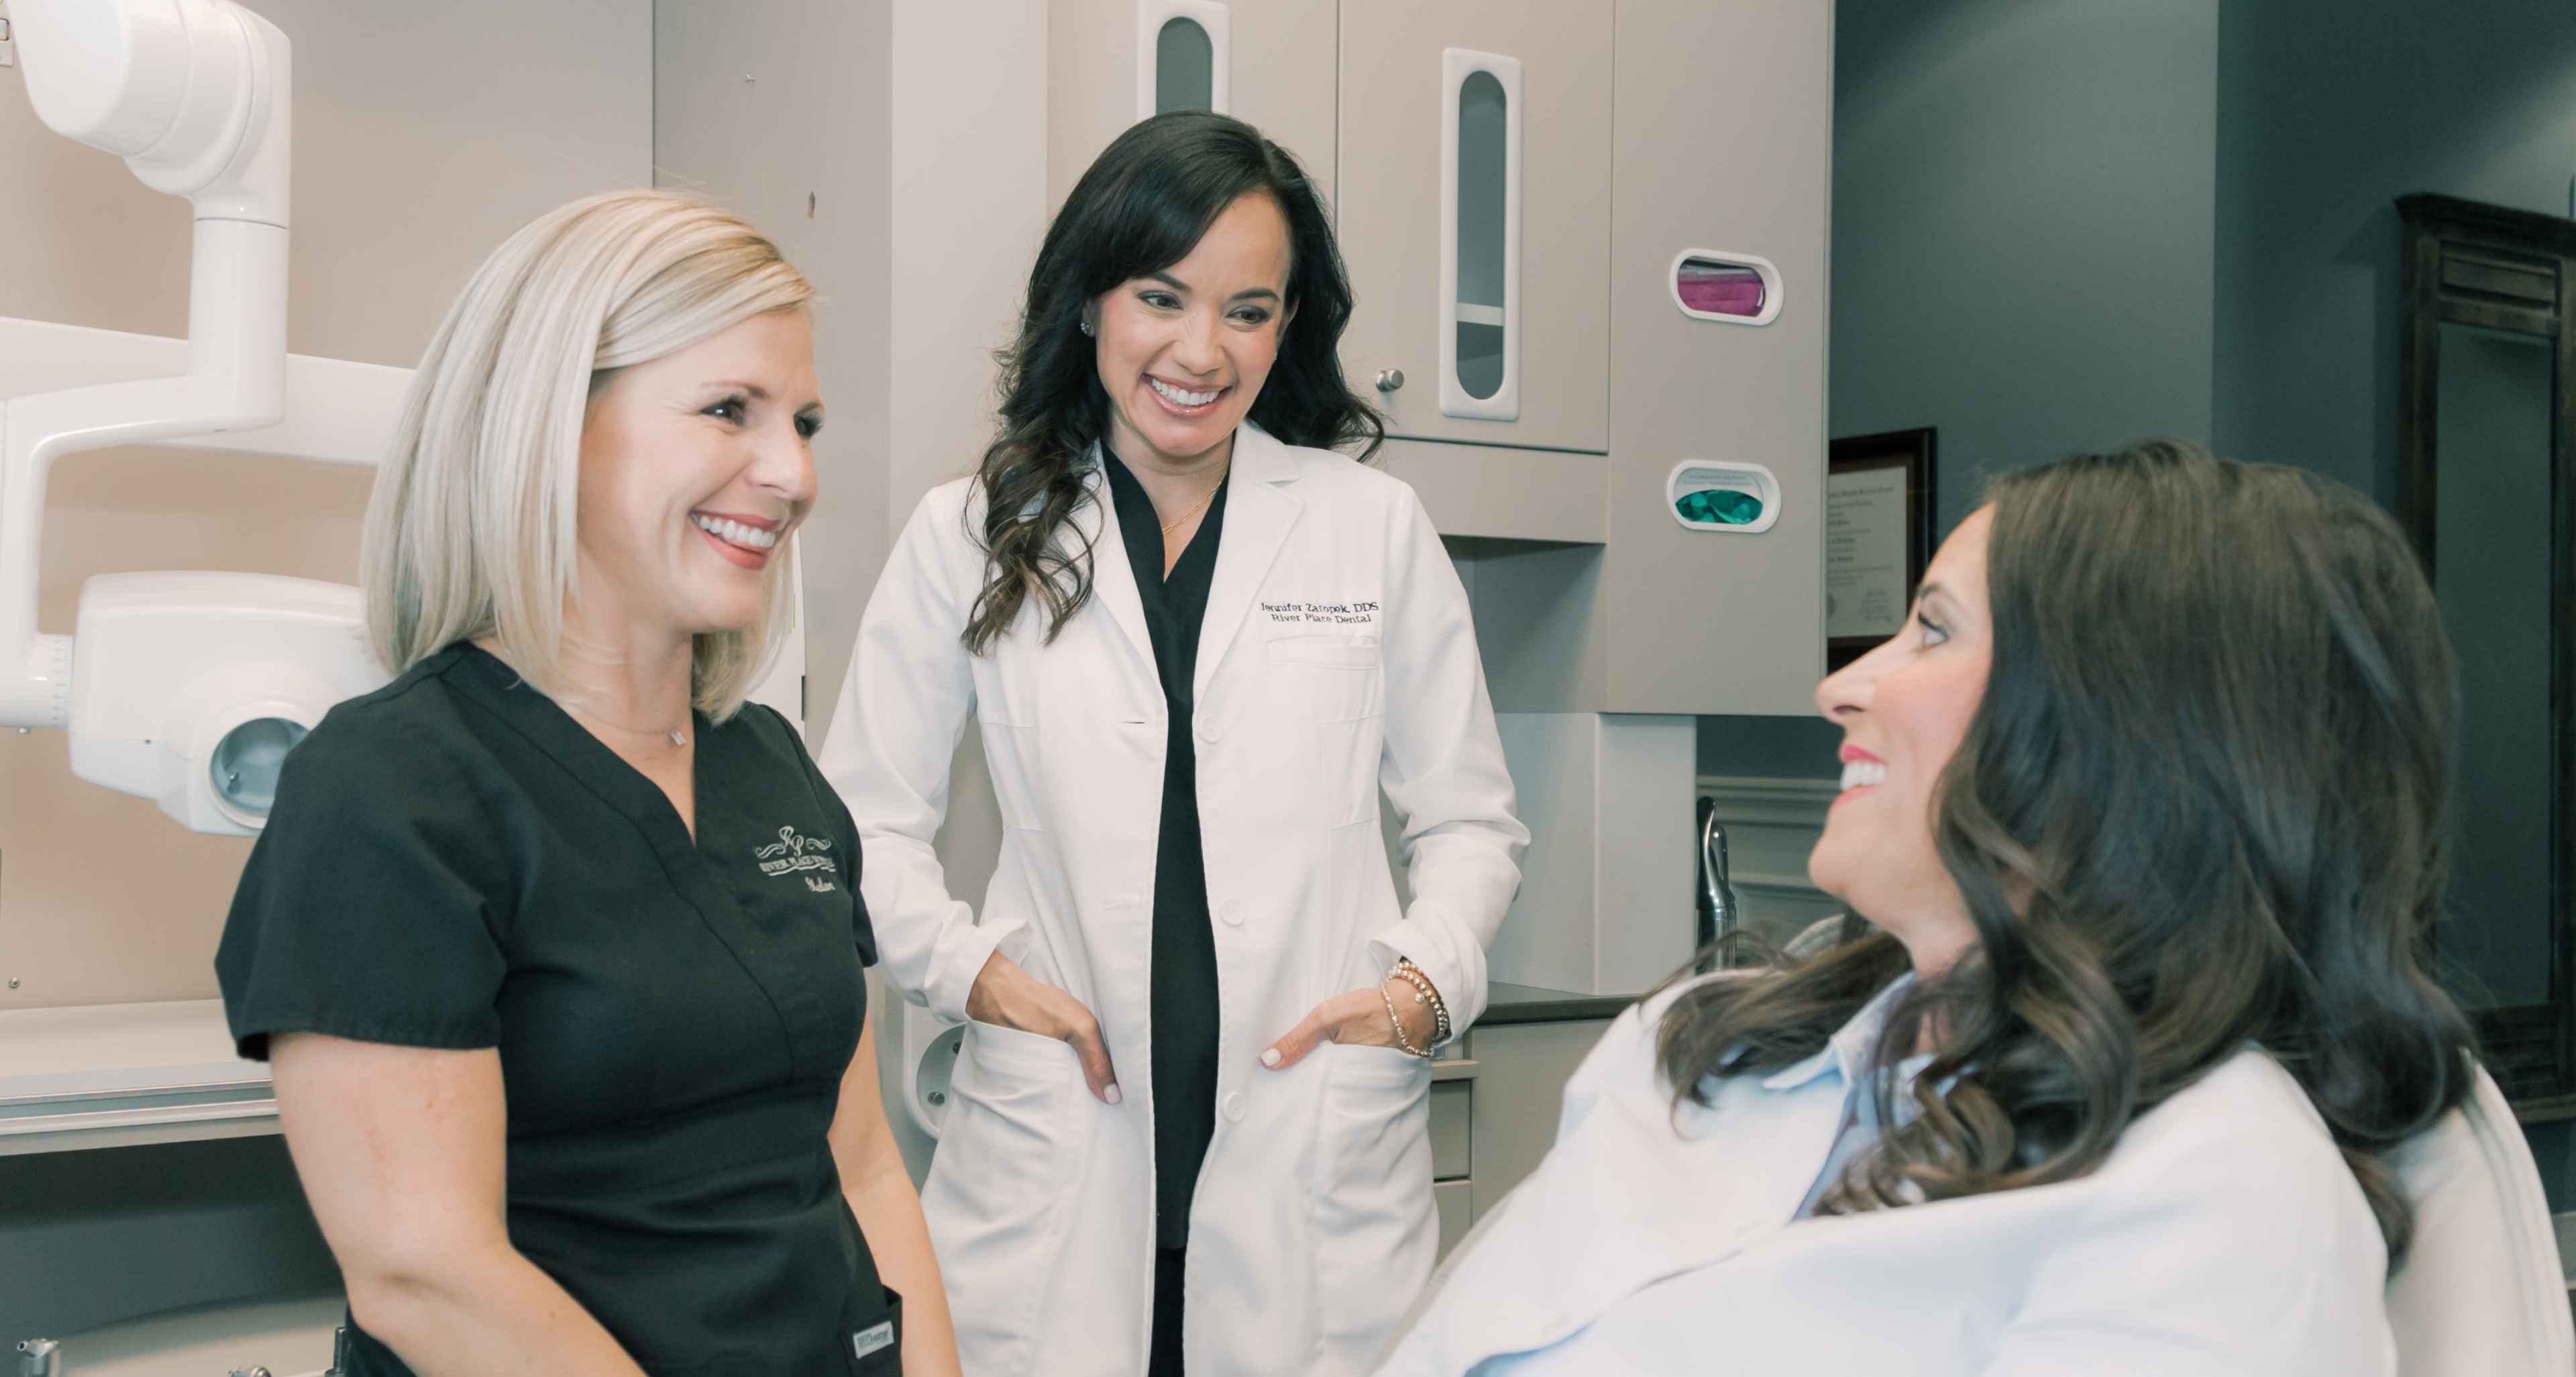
[1826,427,1937,672]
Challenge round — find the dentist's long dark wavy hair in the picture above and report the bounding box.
[1656,440,2475,1261]
[961,112,1383,653]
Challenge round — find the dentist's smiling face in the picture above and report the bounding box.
[1090,191,1295,470]
[576,308,822,641]
[1809,504,1995,974]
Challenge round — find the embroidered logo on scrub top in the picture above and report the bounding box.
[754,825,837,891]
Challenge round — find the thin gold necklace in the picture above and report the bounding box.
[574,707,692,747]
[1160,466,1229,535]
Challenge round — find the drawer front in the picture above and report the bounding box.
[1429,1080,1472,1180]
[1434,1178,1474,1259]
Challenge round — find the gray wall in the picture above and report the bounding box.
[1700,0,2221,781]
[1830,0,2218,537]
[2210,0,2576,505]
[2210,0,2576,1209]
[0,0,651,1338]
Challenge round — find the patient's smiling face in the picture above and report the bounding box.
[1807,505,1994,976]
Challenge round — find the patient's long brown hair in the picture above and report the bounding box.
[1659,440,2475,1260]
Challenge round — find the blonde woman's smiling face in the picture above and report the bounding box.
[576,309,822,640]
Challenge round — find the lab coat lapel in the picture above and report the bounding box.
[1074,452,1157,678]
[1193,423,1301,699]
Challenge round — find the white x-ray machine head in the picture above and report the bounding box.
[5,0,804,835]
[4,0,394,834]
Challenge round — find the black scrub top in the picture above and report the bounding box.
[215,643,898,1377]
[1102,452,1229,1251]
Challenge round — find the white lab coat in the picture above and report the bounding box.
[1376,976,2396,1376]
[819,423,1527,1377]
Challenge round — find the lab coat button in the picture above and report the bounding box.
[1222,1092,1246,1122]
[1220,901,1243,926]
[1196,717,1221,744]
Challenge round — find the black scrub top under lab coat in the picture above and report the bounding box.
[215,644,900,1377]
[1102,451,1228,1250]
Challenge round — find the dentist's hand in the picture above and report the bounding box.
[1260,976,1441,1071]
[965,952,1122,1105]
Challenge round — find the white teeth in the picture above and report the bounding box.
[1150,378,1220,407]
[692,513,778,550]
[1839,761,1887,792]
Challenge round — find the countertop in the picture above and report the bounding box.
[1478,982,1638,1027]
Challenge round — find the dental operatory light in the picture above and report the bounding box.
[3,0,393,834]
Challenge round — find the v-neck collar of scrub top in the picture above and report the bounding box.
[1073,421,1304,701]
[442,642,862,1098]
[450,641,712,856]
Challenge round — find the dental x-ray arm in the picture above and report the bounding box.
[0,0,293,730]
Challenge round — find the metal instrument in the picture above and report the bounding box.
[1700,803,1741,960]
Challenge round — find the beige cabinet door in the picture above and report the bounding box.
[1049,0,1339,212]
[1464,1018,1615,1218]
[1336,0,1611,453]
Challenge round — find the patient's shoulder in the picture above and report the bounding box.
[2096,1049,2373,1234]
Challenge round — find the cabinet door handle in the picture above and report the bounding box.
[1375,368,1405,393]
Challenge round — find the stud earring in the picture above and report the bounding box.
[1079,318,1095,336]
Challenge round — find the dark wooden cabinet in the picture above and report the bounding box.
[2396,193,2576,1115]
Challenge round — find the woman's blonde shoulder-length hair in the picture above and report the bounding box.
[361,187,814,722]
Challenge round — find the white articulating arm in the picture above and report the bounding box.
[0,0,292,729]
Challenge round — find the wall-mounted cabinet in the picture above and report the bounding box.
[1046,0,1339,210]
[1336,0,1613,455]
[1593,0,1829,717]
[1403,0,1830,719]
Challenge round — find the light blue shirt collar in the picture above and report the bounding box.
[1756,972,1922,1092]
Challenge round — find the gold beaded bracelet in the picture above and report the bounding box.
[1387,959,1453,1049]
[1379,982,1433,1058]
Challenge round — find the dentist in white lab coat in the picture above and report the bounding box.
[820,113,1526,1377]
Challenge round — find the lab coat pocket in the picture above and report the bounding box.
[1267,636,1387,829]
[923,1019,1089,1375]
[1310,1042,1438,1367]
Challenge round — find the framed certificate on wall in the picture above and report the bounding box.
[1826,428,1936,672]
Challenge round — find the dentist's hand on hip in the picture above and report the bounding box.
[967,952,1124,1105]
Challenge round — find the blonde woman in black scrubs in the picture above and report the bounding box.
[216,191,959,1376]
